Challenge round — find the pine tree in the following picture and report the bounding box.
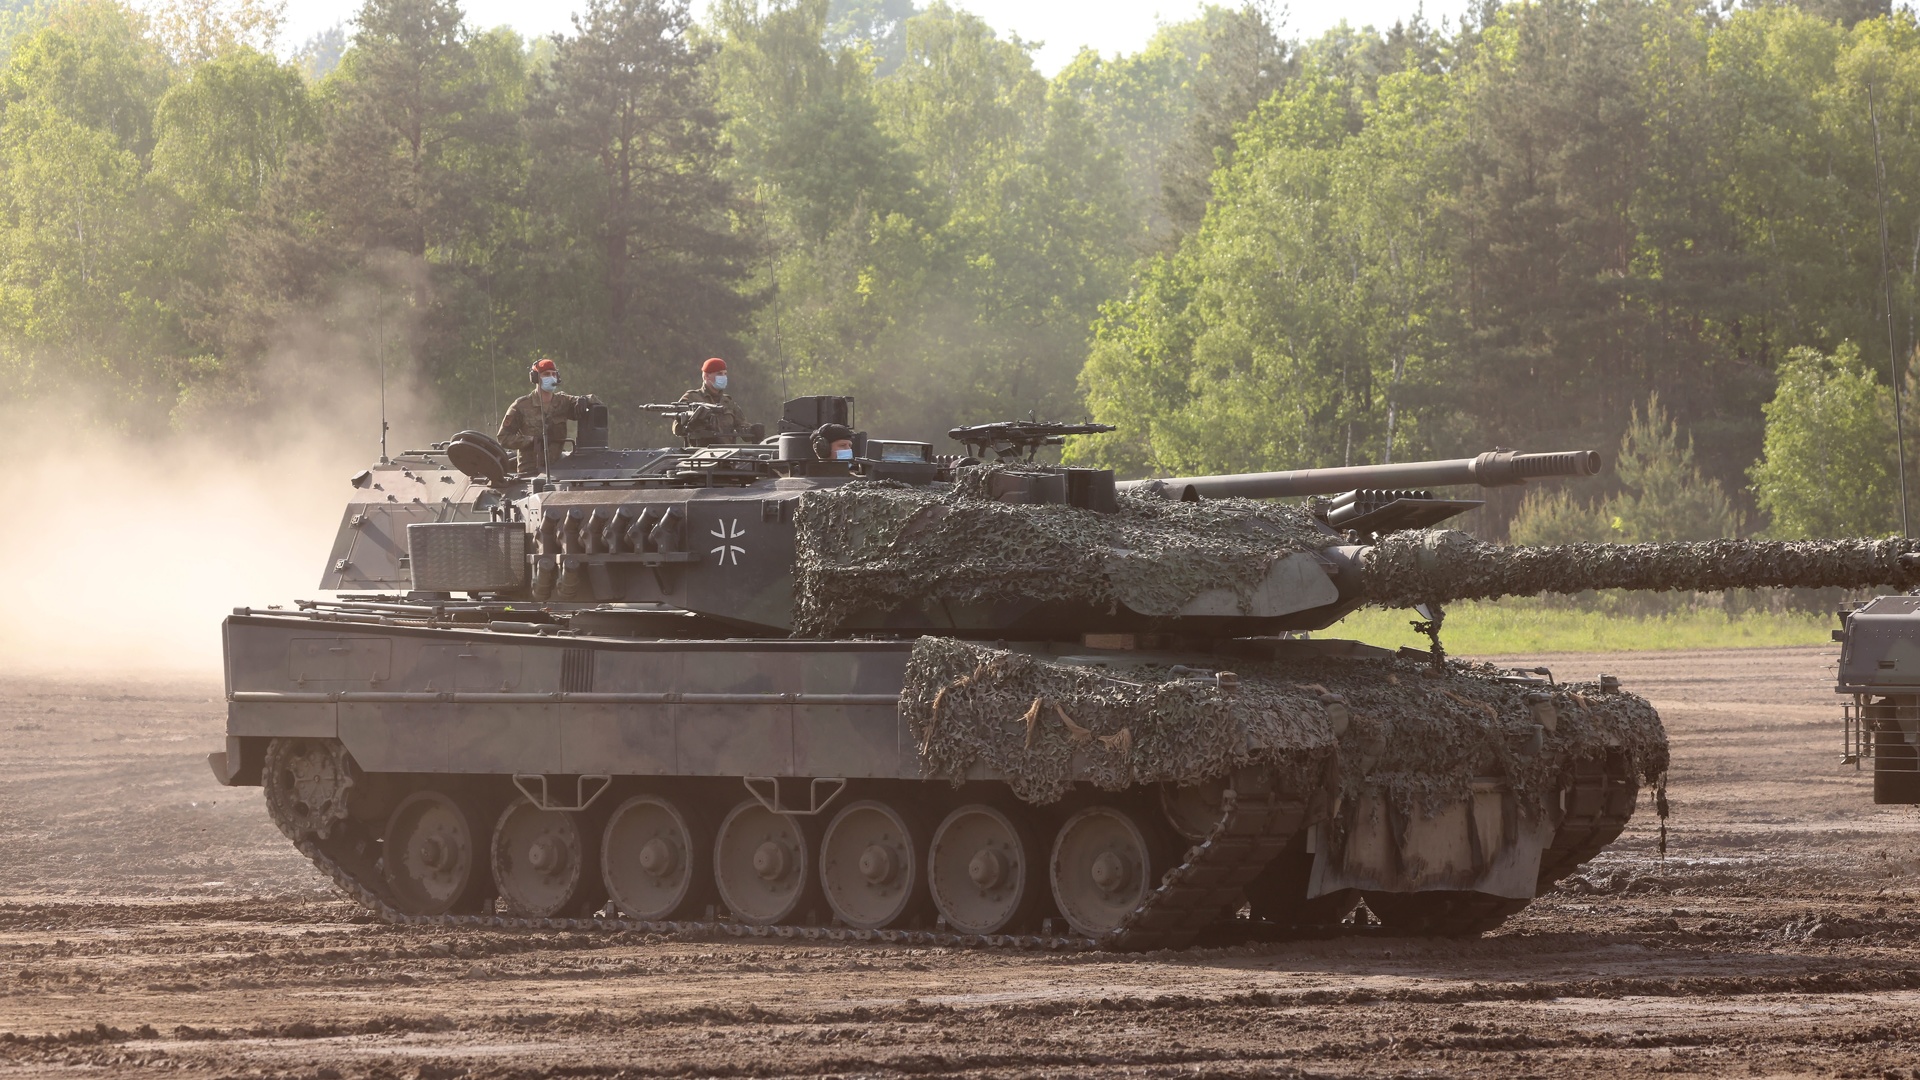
[530,0,751,407]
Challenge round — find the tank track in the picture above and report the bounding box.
[269,761,1631,950]
[1110,790,1306,950]
[1535,750,1641,890]
[270,781,1308,952]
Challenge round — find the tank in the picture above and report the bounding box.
[209,397,1920,949]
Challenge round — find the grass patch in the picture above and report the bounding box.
[1324,601,1836,655]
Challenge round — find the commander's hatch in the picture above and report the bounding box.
[1309,488,1481,536]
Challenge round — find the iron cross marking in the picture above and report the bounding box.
[710,519,746,565]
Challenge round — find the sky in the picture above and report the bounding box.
[281,1,1477,75]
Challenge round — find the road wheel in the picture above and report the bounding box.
[929,803,1041,935]
[1158,779,1231,843]
[713,798,816,925]
[383,790,486,916]
[602,794,710,920]
[1049,805,1165,937]
[491,797,603,917]
[819,800,925,930]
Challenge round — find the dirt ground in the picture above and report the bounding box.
[3,645,1919,1079]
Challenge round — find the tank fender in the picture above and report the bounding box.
[208,735,266,787]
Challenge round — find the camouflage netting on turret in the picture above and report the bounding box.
[791,466,1337,634]
[901,637,1669,820]
[1364,530,1920,607]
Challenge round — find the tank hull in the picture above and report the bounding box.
[222,613,916,782]
[218,611,1662,948]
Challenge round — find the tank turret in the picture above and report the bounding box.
[323,413,1619,639]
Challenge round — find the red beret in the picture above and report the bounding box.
[702,357,728,374]
[531,358,557,374]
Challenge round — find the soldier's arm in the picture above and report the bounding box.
[497,404,534,449]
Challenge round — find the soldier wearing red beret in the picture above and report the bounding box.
[674,357,754,446]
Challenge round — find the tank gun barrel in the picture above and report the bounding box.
[1119,449,1601,501]
[1359,531,1920,607]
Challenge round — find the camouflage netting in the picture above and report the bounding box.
[901,637,1669,821]
[792,467,1338,634]
[1364,530,1920,607]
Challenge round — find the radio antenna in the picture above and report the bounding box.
[1870,79,1909,536]
[377,327,391,465]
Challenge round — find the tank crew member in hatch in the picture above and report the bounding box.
[811,423,855,461]
[674,357,755,446]
[497,358,599,474]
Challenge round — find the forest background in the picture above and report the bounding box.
[0,0,1916,550]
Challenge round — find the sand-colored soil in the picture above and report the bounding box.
[3,646,1918,1078]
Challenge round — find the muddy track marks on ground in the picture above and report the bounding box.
[3,647,1919,1077]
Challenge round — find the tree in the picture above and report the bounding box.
[152,47,313,228]
[825,0,913,75]
[1068,48,1459,477]
[0,0,178,423]
[292,23,347,81]
[209,0,528,427]
[1750,344,1900,538]
[1512,393,1741,545]
[530,0,751,413]
[1157,2,1293,243]
[146,0,283,64]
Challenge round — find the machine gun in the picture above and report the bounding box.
[639,401,736,448]
[948,419,1116,462]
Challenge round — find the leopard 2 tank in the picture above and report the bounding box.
[210,396,1920,947]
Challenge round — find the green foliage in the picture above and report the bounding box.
[2,0,1920,533]
[1068,46,1458,476]
[1331,601,1834,654]
[0,0,177,413]
[1070,0,1920,551]
[716,0,1134,441]
[152,49,314,224]
[530,0,749,414]
[0,2,52,62]
[1511,394,1741,548]
[1506,490,1612,546]
[292,24,347,82]
[1751,343,1901,538]
[824,0,912,75]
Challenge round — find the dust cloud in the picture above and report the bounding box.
[4,344,450,675]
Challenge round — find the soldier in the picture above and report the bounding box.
[497,358,599,474]
[811,423,855,461]
[675,357,755,446]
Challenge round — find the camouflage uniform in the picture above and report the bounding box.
[675,385,754,446]
[497,390,591,474]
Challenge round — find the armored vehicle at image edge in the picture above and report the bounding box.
[210,396,1920,947]
[1835,596,1920,807]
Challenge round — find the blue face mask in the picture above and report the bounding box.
[712,374,728,390]
[539,375,558,392]
[834,447,853,460]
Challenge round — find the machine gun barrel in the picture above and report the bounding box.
[1118,449,1601,500]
